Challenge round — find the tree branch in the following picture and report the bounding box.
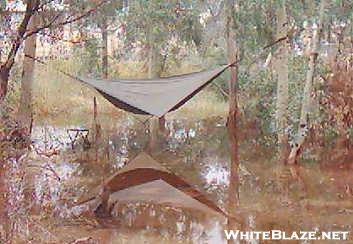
[1,0,40,73]
[24,0,108,40]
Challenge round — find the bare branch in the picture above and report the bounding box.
[41,32,94,44]
[24,0,108,39]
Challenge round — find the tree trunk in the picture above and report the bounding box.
[101,18,108,79]
[0,0,40,102]
[0,70,9,104]
[226,0,239,214]
[274,1,289,164]
[93,97,101,162]
[18,14,38,130]
[147,41,163,153]
[288,0,327,164]
[226,2,241,242]
[147,44,162,79]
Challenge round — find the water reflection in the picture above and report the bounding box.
[110,202,225,243]
[3,116,351,243]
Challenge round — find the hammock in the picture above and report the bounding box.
[79,152,226,217]
[78,64,231,117]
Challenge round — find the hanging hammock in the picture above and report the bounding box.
[26,54,232,117]
[78,64,231,117]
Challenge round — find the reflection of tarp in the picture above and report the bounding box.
[78,65,230,117]
[109,180,217,215]
[82,152,225,217]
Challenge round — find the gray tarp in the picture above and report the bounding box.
[79,65,230,117]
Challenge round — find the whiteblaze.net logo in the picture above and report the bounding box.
[224,230,349,241]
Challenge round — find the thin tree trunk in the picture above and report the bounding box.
[100,19,109,161]
[226,1,241,242]
[0,20,3,62]
[226,0,239,214]
[147,44,162,78]
[101,18,108,79]
[93,97,101,162]
[18,14,38,130]
[0,71,9,104]
[147,41,163,153]
[288,0,327,164]
[274,2,289,164]
[0,2,39,237]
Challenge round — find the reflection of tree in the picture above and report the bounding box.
[111,201,218,242]
[226,0,242,242]
[163,117,230,205]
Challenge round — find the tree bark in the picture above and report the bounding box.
[147,44,162,79]
[288,0,327,164]
[147,38,163,153]
[0,70,9,103]
[274,1,290,164]
[18,14,38,130]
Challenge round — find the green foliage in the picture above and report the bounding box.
[72,39,100,75]
[0,0,5,9]
[233,0,276,60]
[119,0,202,53]
[242,69,277,133]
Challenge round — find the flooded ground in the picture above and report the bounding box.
[2,113,353,243]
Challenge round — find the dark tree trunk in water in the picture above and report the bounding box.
[159,116,166,132]
[18,14,38,130]
[226,1,241,242]
[226,0,239,211]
